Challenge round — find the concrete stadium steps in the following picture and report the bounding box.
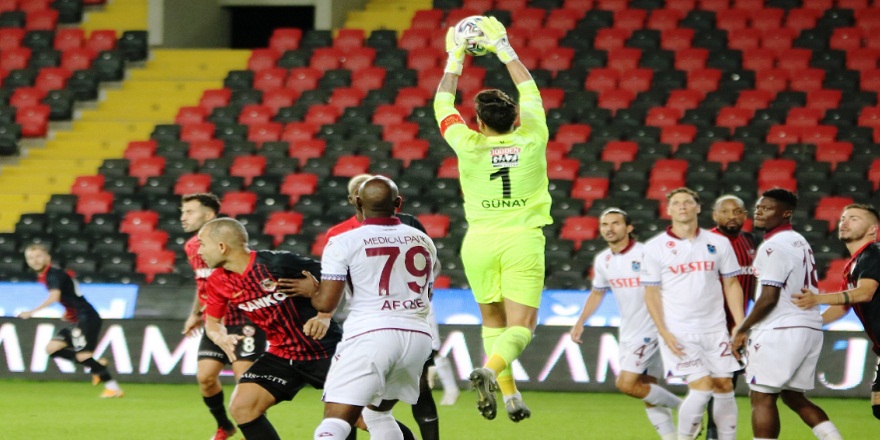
[128,50,250,81]
[80,0,148,34]
[345,0,431,33]
[0,194,51,231]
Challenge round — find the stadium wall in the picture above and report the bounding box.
[0,319,873,398]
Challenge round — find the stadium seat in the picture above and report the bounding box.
[70,175,105,195]
[85,30,117,52]
[220,191,257,217]
[135,250,176,283]
[554,124,591,146]
[815,196,854,231]
[229,155,266,185]
[247,48,280,71]
[333,155,370,177]
[76,192,113,222]
[264,211,304,246]
[174,173,212,195]
[601,141,638,169]
[560,216,599,250]
[571,177,609,202]
[120,211,159,235]
[416,214,450,238]
[269,28,301,52]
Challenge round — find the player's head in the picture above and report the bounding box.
[180,193,220,234]
[356,176,401,219]
[474,89,517,134]
[665,187,701,224]
[754,188,797,231]
[712,195,747,235]
[23,243,51,272]
[839,203,879,244]
[599,208,634,246]
[197,218,250,269]
[347,173,373,207]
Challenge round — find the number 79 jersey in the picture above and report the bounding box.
[321,217,438,338]
[434,80,553,231]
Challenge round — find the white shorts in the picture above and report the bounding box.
[620,337,663,378]
[659,330,740,380]
[428,306,441,351]
[745,327,823,393]
[323,329,433,407]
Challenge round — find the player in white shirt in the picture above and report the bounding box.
[731,189,843,440]
[309,176,437,440]
[641,188,744,440]
[570,208,682,440]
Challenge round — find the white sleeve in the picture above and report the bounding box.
[717,238,741,278]
[320,237,349,281]
[640,241,662,286]
[754,244,789,287]
[591,253,610,291]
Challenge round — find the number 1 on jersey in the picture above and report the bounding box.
[490,167,511,199]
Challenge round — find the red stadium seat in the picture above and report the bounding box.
[786,8,821,33]
[716,9,750,32]
[407,47,441,71]
[230,156,267,185]
[546,9,579,31]
[585,68,618,92]
[220,191,257,217]
[560,216,599,250]
[136,250,176,283]
[665,0,696,12]
[333,28,364,51]
[437,157,459,179]
[666,89,703,111]
[786,107,823,127]
[815,197,855,231]
[687,69,721,94]
[54,28,84,51]
[120,211,159,235]
[761,28,796,51]
[608,48,641,72]
[571,177,609,202]
[248,122,282,145]
[411,10,443,30]
[311,233,329,256]
[310,47,342,71]
[392,140,428,167]
[340,47,375,71]
[76,192,113,222]
[199,89,231,112]
[174,173,212,196]
[661,28,694,51]
[757,176,797,193]
[869,159,880,190]
[756,69,789,93]
[280,172,318,200]
[646,107,682,127]
[830,27,863,51]
[175,106,207,125]
[675,48,709,72]
[0,28,23,51]
[328,87,365,112]
[416,214,450,238]
[382,122,419,143]
[247,49,280,71]
[352,66,385,92]
[286,67,321,93]
[71,175,105,195]
[735,89,773,111]
[546,141,569,161]
[806,89,842,111]
[188,140,224,164]
[750,8,784,32]
[707,141,744,170]
[660,125,697,150]
[859,107,880,128]
[597,89,634,114]
[594,28,628,51]
[857,8,880,32]
[181,122,215,143]
[399,28,430,51]
[789,68,825,93]
[742,48,776,71]
[800,126,837,145]
[766,125,801,149]
[601,141,638,169]
[263,88,298,113]
[540,47,574,73]
[554,124,591,146]
[716,107,752,131]
[304,104,340,125]
[777,48,812,72]
[26,9,58,31]
[333,155,371,178]
[282,122,319,143]
[11,87,47,108]
[647,9,682,31]
[847,48,880,72]
[597,0,628,12]
[269,28,301,52]
[238,104,273,125]
[253,67,287,92]
[124,140,157,161]
[699,0,728,12]
[85,30,117,52]
[20,0,52,13]
[511,8,546,32]
[547,158,580,180]
[860,69,880,93]
[759,159,797,184]
[1,47,30,70]
[372,104,409,127]
[647,179,685,201]
[16,105,50,137]
[618,69,653,94]
[614,9,647,32]
[651,159,689,181]
[289,139,325,167]
[129,157,166,185]
[498,0,529,10]
[815,142,853,170]
[264,211,305,246]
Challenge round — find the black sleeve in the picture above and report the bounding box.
[44,268,65,290]
[743,231,758,250]
[855,246,880,284]
[396,213,427,234]
[278,251,322,280]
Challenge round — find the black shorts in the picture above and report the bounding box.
[873,358,880,392]
[239,352,332,403]
[54,315,102,353]
[198,324,267,363]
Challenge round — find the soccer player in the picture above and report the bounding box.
[319,174,458,440]
[434,16,552,422]
[793,203,880,421]
[730,189,843,440]
[641,188,744,440]
[307,176,436,440]
[569,208,682,440]
[706,194,757,440]
[199,218,415,440]
[18,243,123,398]
[179,193,266,440]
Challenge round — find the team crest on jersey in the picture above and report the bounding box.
[259,278,277,292]
[631,261,640,272]
[490,146,521,168]
[644,337,651,343]
[666,241,675,248]
[707,244,716,254]
[242,325,255,337]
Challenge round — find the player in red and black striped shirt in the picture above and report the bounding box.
[707,194,758,440]
[179,193,267,440]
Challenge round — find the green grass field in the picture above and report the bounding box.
[0,379,873,439]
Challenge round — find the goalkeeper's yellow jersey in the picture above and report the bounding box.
[434,80,552,232]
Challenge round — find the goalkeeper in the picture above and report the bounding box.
[433,17,552,423]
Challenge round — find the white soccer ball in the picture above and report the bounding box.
[453,15,489,57]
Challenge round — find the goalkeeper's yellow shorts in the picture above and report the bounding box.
[461,227,545,309]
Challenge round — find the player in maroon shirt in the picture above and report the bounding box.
[706,194,757,440]
[199,218,416,440]
[179,193,267,440]
[18,243,123,398]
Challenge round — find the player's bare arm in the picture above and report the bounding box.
[644,285,684,357]
[276,270,320,297]
[17,288,61,319]
[793,278,879,308]
[570,289,606,344]
[303,313,332,340]
[312,279,346,314]
[820,305,850,324]
[721,276,745,328]
[181,292,204,337]
[732,284,781,361]
[205,315,242,362]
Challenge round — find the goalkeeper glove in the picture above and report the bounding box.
[444,27,466,75]
[476,16,518,64]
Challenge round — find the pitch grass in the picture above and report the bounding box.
[0,379,874,439]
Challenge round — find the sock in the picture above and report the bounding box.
[411,387,439,440]
[433,355,458,392]
[50,348,77,361]
[362,408,402,440]
[502,391,522,405]
[482,326,516,395]
[678,389,713,439]
[497,374,517,396]
[203,391,234,430]
[873,404,880,420]
[238,414,280,440]
[485,326,532,375]
[396,421,415,440]
[706,396,716,431]
[314,418,351,439]
[645,406,675,439]
[711,391,737,440]
[104,380,121,392]
[811,421,843,440]
[79,357,112,382]
[644,384,683,409]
